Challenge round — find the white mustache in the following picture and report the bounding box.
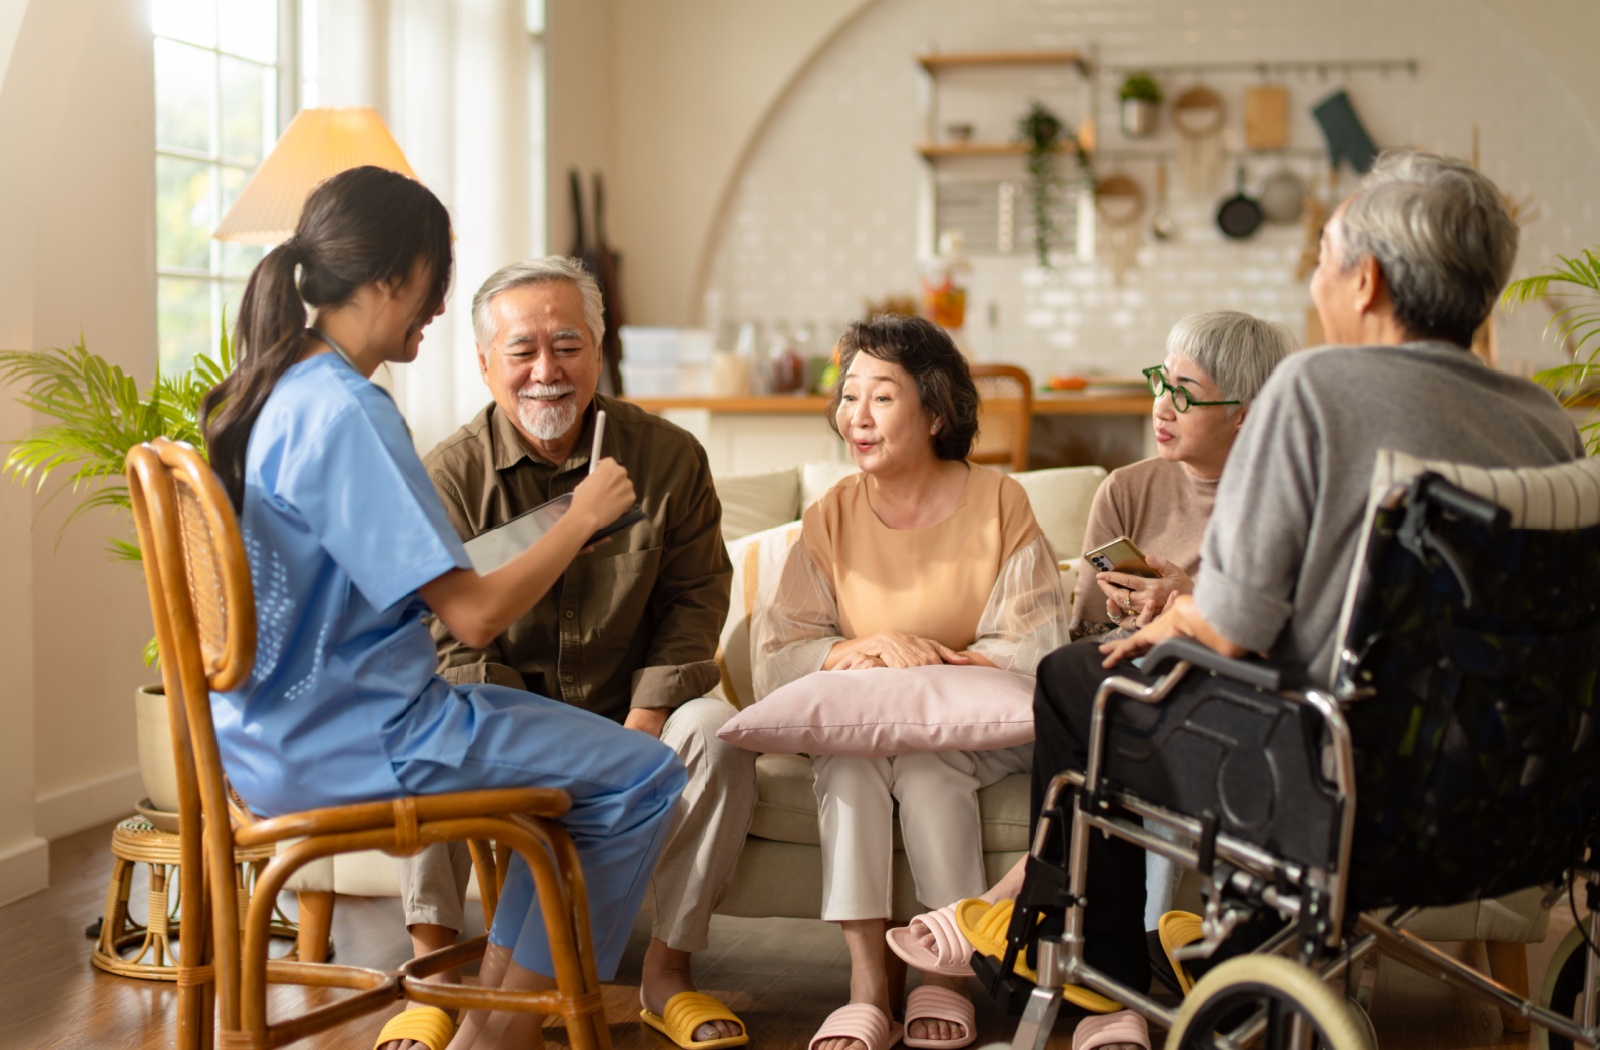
[518,383,575,401]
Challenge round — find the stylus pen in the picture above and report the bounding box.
[590,409,607,473]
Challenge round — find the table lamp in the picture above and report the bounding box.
[213,106,416,244]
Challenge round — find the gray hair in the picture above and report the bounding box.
[1166,310,1297,417]
[1337,149,1518,347]
[470,256,606,350]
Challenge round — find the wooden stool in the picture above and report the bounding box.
[91,815,298,980]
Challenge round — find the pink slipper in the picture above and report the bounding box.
[903,985,975,1049]
[886,903,975,977]
[809,1003,903,1050]
[1072,1009,1150,1050]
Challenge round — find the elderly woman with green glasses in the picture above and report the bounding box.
[1069,311,1296,640]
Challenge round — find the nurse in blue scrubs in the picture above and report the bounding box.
[199,165,687,1050]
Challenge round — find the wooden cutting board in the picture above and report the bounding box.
[1244,85,1290,149]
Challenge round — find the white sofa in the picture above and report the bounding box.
[284,462,1109,940]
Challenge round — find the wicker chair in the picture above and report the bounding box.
[969,364,1034,472]
[125,437,612,1050]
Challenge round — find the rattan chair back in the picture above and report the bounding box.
[970,364,1033,472]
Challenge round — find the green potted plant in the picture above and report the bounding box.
[1118,72,1163,138]
[0,330,232,813]
[1017,100,1092,268]
[1502,248,1600,454]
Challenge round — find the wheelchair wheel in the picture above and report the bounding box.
[1538,924,1597,1050]
[1166,956,1373,1050]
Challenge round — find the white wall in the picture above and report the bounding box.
[606,0,870,325]
[582,0,1600,341]
[0,0,157,905]
[692,0,1600,382]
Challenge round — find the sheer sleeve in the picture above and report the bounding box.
[968,531,1069,674]
[750,540,845,701]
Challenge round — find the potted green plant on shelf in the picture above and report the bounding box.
[1503,247,1600,454]
[1118,72,1163,138]
[1017,100,1093,268]
[0,330,232,814]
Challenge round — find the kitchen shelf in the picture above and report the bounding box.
[916,142,1080,160]
[917,49,1089,75]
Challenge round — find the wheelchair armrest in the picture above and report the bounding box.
[1137,636,1283,692]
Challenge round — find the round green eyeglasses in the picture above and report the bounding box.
[1142,365,1240,413]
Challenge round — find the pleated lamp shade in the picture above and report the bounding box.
[213,107,417,244]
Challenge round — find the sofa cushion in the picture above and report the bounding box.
[801,461,860,510]
[1011,465,1108,559]
[714,466,801,542]
[718,523,805,708]
[749,752,1032,853]
[720,665,1036,757]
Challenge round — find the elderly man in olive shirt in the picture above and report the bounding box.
[392,257,753,1049]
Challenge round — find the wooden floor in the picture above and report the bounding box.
[3,819,1582,1049]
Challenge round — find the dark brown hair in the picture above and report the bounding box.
[827,315,979,461]
[201,166,454,508]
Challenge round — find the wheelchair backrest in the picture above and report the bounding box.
[1333,451,1600,909]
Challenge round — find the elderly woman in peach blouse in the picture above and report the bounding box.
[752,316,1068,1050]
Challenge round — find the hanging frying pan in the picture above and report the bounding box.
[1215,164,1263,240]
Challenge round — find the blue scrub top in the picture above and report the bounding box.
[212,353,474,816]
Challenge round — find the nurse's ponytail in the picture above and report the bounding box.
[202,166,453,509]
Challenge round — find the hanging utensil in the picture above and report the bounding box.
[1259,165,1307,225]
[1243,84,1290,150]
[1215,163,1263,240]
[1096,172,1146,283]
[1150,160,1176,242]
[1171,84,1225,192]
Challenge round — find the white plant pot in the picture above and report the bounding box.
[134,683,181,814]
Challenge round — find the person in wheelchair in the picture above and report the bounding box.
[903,148,1588,1050]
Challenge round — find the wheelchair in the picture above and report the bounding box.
[979,454,1600,1049]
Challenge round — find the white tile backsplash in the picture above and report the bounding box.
[697,0,1600,381]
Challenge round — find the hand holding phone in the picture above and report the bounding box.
[1083,536,1157,578]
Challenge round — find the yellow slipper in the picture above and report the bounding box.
[640,990,750,1049]
[373,1006,453,1050]
[954,898,1123,1014]
[1157,911,1203,995]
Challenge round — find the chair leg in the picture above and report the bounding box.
[295,890,334,963]
[1484,940,1531,1033]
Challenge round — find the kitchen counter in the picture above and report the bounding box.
[626,392,1158,475]
[626,392,1155,416]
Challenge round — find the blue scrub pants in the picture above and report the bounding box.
[393,685,687,979]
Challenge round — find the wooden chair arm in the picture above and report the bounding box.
[233,787,571,848]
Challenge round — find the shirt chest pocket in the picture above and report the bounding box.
[582,545,663,641]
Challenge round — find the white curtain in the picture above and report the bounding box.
[312,0,540,454]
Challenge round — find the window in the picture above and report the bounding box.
[153,0,295,373]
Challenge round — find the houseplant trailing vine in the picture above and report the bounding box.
[1502,247,1600,454]
[1017,100,1093,268]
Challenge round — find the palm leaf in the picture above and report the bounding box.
[0,332,222,559]
[1503,247,1600,456]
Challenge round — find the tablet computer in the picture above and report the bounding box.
[463,493,646,574]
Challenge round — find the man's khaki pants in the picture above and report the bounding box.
[396,696,756,953]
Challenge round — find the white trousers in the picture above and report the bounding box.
[812,744,1032,921]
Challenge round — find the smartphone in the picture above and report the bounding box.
[1082,536,1157,578]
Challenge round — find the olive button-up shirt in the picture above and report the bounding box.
[423,394,732,723]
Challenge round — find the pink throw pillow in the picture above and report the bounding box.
[716,665,1035,757]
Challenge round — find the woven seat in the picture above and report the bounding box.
[126,437,613,1050]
